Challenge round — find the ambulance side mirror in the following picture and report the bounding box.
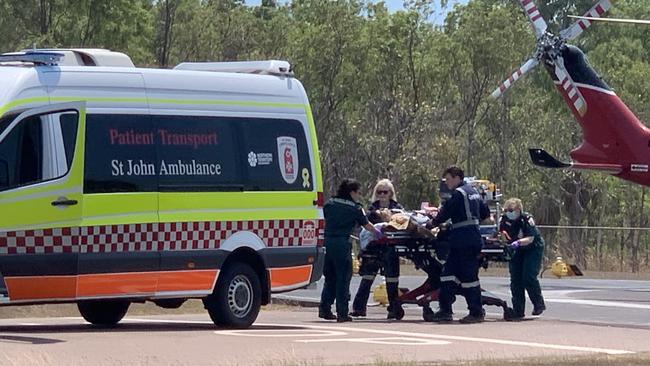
[0,159,8,189]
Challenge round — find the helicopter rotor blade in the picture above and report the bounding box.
[568,15,650,25]
[554,56,587,117]
[518,0,548,38]
[560,0,612,40]
[491,58,539,99]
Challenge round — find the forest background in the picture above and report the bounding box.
[1,0,649,272]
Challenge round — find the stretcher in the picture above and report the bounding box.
[364,227,516,321]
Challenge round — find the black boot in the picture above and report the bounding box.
[422,306,434,321]
[459,310,485,324]
[428,310,453,322]
[349,309,367,317]
[385,281,403,320]
[318,309,336,320]
[337,316,353,323]
[387,302,405,320]
[532,304,546,316]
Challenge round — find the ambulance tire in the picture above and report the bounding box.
[77,300,130,326]
[204,262,261,328]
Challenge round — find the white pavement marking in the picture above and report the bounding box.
[126,318,213,324]
[545,298,650,310]
[298,337,450,346]
[215,329,346,337]
[256,323,634,355]
[492,289,650,310]
[122,318,634,355]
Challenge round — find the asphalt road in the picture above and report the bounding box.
[1,275,649,365]
[278,275,650,328]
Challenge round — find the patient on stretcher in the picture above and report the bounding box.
[357,208,515,321]
[359,209,392,250]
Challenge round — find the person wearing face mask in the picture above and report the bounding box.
[499,197,546,319]
[319,178,383,323]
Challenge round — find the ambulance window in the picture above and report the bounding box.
[0,114,13,136]
[154,115,242,191]
[59,113,79,168]
[0,115,42,190]
[0,111,79,191]
[240,118,312,191]
[84,114,157,193]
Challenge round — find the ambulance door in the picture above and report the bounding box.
[78,113,159,299]
[0,102,85,302]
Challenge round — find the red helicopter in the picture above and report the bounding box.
[492,0,650,187]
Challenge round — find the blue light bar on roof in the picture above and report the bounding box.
[0,51,65,65]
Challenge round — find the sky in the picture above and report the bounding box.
[245,0,470,24]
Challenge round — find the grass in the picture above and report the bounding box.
[256,353,650,366]
[370,353,650,366]
[250,353,650,366]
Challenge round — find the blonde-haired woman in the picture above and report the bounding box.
[368,179,403,211]
[350,179,404,320]
[499,197,546,320]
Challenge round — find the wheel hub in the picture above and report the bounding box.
[228,274,252,318]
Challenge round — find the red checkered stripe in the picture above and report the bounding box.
[0,219,324,255]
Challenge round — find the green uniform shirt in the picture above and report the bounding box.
[499,212,545,248]
[323,197,369,237]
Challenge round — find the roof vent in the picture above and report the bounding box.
[174,60,293,76]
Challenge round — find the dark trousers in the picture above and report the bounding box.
[352,246,400,312]
[320,238,353,317]
[509,244,545,317]
[438,229,483,317]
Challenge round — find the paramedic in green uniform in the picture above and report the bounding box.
[319,178,382,322]
[499,197,546,319]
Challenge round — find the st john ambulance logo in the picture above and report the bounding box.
[277,136,298,184]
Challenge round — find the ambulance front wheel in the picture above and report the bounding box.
[204,262,261,328]
[77,300,130,326]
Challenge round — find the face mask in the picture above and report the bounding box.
[506,211,520,220]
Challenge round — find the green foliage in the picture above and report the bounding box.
[1,0,649,271]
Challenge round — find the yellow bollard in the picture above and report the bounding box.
[373,281,388,305]
[551,257,569,278]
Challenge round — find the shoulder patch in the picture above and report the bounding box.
[528,217,536,226]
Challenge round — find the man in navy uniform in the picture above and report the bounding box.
[428,166,490,324]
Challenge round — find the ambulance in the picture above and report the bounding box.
[0,49,325,328]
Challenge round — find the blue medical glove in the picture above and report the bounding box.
[509,240,521,250]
